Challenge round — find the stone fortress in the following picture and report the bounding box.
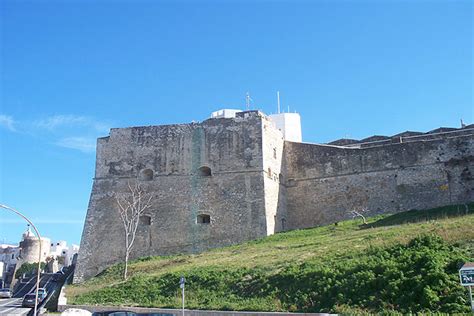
[0,226,79,287]
[74,109,474,282]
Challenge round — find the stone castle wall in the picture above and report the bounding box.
[75,110,474,282]
[284,135,474,229]
[18,237,51,263]
[75,112,272,282]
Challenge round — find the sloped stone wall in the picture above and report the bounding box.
[74,112,268,282]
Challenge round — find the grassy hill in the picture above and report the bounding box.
[68,204,474,314]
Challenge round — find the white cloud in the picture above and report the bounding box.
[0,218,84,224]
[0,114,16,131]
[0,113,110,153]
[35,115,110,133]
[55,137,96,153]
[35,114,87,129]
[33,114,112,153]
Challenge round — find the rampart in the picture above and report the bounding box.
[75,111,474,282]
[284,135,474,229]
[75,111,280,282]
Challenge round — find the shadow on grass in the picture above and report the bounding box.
[362,203,474,229]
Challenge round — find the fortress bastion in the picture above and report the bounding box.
[74,110,474,282]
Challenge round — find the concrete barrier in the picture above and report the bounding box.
[57,304,335,316]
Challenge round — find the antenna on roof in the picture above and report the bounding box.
[461,118,466,128]
[246,92,253,110]
[277,91,281,114]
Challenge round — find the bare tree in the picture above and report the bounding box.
[463,203,470,215]
[115,181,152,280]
[349,208,368,225]
[456,203,470,215]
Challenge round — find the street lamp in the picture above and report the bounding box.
[0,204,42,316]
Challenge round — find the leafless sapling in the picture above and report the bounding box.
[115,181,152,280]
[350,208,368,225]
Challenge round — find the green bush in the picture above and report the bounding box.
[15,262,46,279]
[268,235,469,313]
[73,234,471,313]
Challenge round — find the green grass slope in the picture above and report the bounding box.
[68,204,474,314]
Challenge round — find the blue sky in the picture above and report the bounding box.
[0,0,472,245]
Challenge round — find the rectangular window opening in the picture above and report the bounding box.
[139,215,152,226]
[197,214,211,224]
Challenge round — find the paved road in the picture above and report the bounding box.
[1,273,57,316]
[13,277,38,298]
[0,297,30,315]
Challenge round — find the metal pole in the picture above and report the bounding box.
[277,91,280,114]
[0,204,42,316]
[182,283,185,316]
[469,286,474,313]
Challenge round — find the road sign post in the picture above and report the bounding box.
[180,276,185,316]
[459,263,474,313]
[469,286,474,313]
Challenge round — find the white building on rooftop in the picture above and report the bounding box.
[49,240,79,266]
[210,109,243,119]
[268,112,302,142]
[210,107,303,143]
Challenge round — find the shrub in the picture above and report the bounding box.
[15,262,46,279]
[72,234,471,313]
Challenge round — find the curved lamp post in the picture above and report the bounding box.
[0,204,42,316]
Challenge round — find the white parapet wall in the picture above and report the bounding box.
[268,113,302,142]
[210,109,243,119]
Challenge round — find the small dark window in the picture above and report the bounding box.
[273,148,277,159]
[50,243,53,246]
[57,243,60,246]
[12,254,14,259]
[197,214,211,224]
[281,218,286,230]
[140,169,154,181]
[198,166,212,177]
[62,251,66,254]
[139,215,152,226]
[267,167,272,178]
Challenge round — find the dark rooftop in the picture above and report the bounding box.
[327,124,474,148]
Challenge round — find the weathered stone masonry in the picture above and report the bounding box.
[75,111,474,282]
[75,112,273,281]
[284,136,474,229]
